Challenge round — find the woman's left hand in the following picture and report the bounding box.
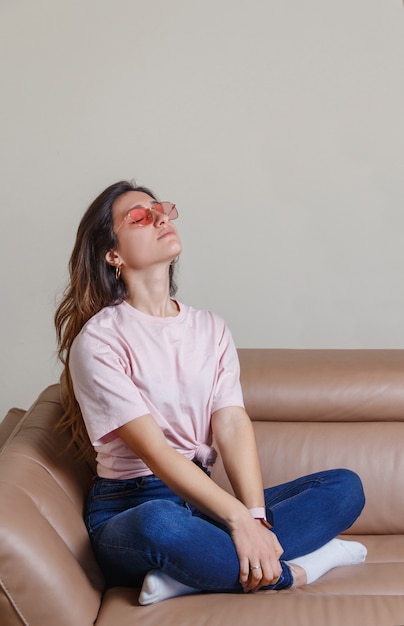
[230,514,284,593]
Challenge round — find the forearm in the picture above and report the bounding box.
[212,407,265,510]
[153,446,251,523]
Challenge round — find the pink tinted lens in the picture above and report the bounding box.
[127,208,153,226]
[158,202,178,220]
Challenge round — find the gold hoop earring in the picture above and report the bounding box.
[115,265,121,280]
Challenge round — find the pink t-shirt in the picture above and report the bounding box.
[69,301,244,479]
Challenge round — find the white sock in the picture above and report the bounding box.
[138,570,199,605]
[287,538,367,585]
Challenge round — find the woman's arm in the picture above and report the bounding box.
[116,413,282,591]
[211,406,266,509]
[211,405,284,587]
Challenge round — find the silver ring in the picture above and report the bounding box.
[250,565,261,571]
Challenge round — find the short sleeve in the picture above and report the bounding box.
[211,322,245,413]
[69,330,149,445]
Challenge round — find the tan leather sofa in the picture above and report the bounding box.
[1,349,404,626]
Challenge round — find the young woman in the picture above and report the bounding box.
[55,180,366,605]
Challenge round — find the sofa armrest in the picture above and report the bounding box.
[0,385,103,626]
[0,408,26,448]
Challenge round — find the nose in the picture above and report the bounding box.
[153,209,169,226]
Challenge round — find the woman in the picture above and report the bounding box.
[55,180,366,605]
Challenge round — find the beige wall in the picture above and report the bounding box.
[1,0,403,418]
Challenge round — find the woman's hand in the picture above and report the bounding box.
[230,515,284,592]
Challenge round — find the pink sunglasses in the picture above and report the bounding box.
[115,202,178,233]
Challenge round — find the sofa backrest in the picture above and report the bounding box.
[0,385,103,626]
[212,349,404,535]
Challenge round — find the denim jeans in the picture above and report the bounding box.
[85,466,365,592]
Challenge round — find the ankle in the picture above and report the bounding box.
[288,563,307,587]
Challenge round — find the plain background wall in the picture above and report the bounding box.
[1,0,403,418]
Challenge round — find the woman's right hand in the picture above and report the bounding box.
[230,514,284,592]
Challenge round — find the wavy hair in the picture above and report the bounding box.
[55,180,177,455]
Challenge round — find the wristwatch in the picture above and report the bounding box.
[248,507,272,529]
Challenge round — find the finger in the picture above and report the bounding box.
[259,550,283,587]
[244,564,264,592]
[272,533,284,558]
[247,565,280,592]
[243,554,282,592]
[259,567,281,588]
[239,556,251,586]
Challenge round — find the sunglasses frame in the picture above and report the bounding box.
[115,202,178,234]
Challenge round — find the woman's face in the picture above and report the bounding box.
[108,190,182,272]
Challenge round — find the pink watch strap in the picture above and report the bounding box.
[248,507,272,529]
[248,507,266,519]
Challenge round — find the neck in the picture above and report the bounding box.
[122,265,180,317]
[125,282,179,318]
[126,296,180,317]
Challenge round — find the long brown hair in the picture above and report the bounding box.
[55,180,177,455]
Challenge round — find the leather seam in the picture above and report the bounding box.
[0,578,29,626]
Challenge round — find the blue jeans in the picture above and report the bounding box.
[85,466,365,592]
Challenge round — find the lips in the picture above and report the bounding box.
[157,228,175,239]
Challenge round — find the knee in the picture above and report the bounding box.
[333,468,366,521]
